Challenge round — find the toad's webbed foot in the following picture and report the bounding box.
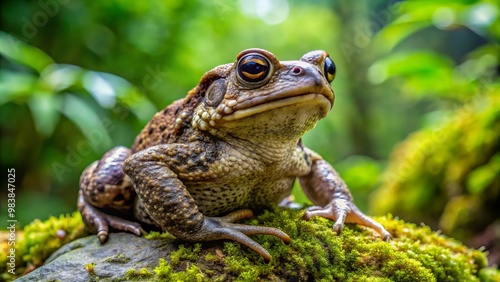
[299,149,391,241]
[303,199,391,241]
[192,209,291,263]
[78,191,145,243]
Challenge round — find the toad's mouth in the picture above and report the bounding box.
[221,93,332,122]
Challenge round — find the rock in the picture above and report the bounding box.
[12,208,500,281]
[18,233,178,281]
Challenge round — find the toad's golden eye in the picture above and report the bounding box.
[237,54,271,84]
[324,56,336,83]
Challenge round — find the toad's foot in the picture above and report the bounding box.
[303,199,391,241]
[194,209,291,263]
[78,191,145,243]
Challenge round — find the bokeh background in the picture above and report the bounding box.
[1,0,499,265]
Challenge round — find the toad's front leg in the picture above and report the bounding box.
[299,148,391,240]
[122,144,290,262]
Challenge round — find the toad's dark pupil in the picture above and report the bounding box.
[238,55,270,83]
[324,57,336,83]
[243,62,265,74]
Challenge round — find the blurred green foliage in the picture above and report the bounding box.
[366,0,500,266]
[371,92,500,238]
[0,0,498,264]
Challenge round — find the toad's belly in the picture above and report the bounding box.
[186,177,295,216]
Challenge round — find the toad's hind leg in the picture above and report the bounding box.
[78,146,144,243]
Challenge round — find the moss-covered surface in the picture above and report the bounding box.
[5,207,498,281]
[0,212,85,280]
[144,208,500,281]
[0,212,86,280]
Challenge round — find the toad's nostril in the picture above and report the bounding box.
[292,67,303,75]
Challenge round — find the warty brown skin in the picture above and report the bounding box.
[78,48,391,262]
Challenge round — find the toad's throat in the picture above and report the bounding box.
[222,93,331,121]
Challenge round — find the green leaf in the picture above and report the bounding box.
[0,70,37,105]
[60,93,112,151]
[28,93,62,137]
[373,21,430,53]
[374,1,470,52]
[368,51,456,96]
[81,71,157,122]
[82,71,117,108]
[0,31,54,73]
[41,64,83,92]
[119,88,158,123]
[104,73,158,122]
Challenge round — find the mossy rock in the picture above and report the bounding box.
[2,208,498,281]
[0,212,86,280]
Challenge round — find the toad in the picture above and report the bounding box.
[78,48,391,262]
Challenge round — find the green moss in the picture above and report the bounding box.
[0,212,86,281]
[2,208,498,281]
[104,253,131,264]
[479,267,500,282]
[83,262,96,273]
[154,258,171,277]
[170,243,202,265]
[144,230,175,240]
[203,252,219,263]
[153,259,205,282]
[129,207,497,281]
[125,267,154,280]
